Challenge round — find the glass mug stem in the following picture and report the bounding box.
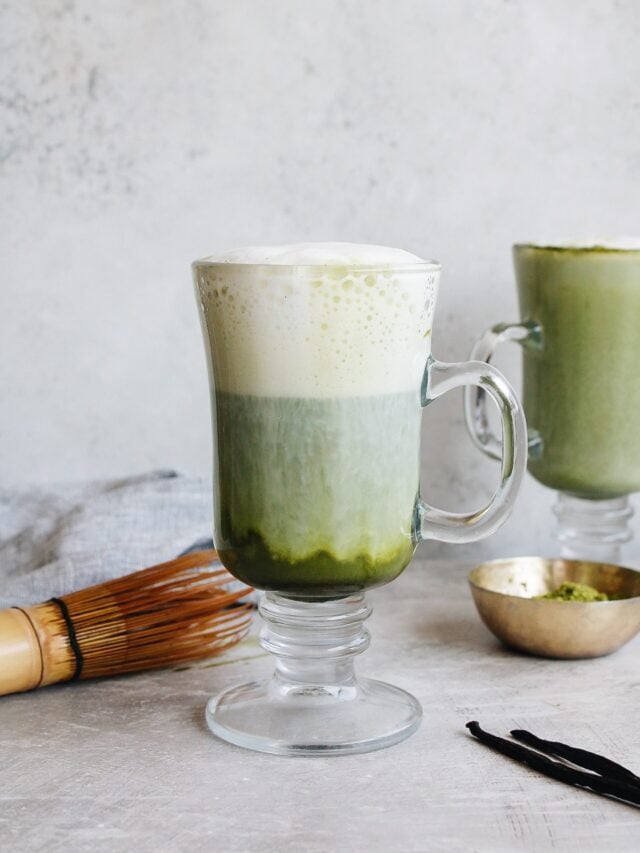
[553,493,634,564]
[207,592,422,755]
[420,356,527,543]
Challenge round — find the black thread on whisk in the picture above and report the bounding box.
[50,597,84,680]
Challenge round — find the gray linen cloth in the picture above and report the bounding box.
[0,471,212,609]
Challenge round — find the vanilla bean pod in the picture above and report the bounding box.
[510,729,640,787]
[466,721,640,807]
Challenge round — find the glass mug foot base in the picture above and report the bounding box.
[205,676,422,756]
[204,592,421,755]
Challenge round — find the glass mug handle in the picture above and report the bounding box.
[463,321,542,461]
[418,354,527,543]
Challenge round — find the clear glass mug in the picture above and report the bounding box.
[465,241,640,562]
[194,248,527,755]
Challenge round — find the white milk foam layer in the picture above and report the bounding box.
[194,243,439,398]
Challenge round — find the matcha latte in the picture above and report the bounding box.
[514,242,640,498]
[194,243,438,597]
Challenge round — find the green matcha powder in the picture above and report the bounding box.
[536,581,608,602]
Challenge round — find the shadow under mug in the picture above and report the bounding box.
[465,241,640,560]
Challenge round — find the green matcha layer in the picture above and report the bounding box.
[213,390,421,596]
[218,531,414,597]
[515,246,640,498]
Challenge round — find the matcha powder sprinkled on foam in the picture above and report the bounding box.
[536,581,608,602]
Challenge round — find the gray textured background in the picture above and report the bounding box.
[2,0,640,559]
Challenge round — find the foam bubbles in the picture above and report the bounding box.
[194,243,439,398]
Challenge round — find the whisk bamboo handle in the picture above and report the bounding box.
[0,603,75,695]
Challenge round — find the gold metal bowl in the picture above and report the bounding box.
[468,557,640,659]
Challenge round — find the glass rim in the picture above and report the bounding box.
[514,239,640,254]
[192,258,442,273]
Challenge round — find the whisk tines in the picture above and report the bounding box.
[61,549,254,678]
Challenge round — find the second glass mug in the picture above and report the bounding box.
[194,245,527,755]
[465,241,640,562]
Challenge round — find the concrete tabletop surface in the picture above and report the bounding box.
[2,557,639,853]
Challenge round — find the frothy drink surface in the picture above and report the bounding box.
[196,243,436,398]
[194,243,438,596]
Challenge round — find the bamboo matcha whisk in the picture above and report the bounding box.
[0,549,253,696]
